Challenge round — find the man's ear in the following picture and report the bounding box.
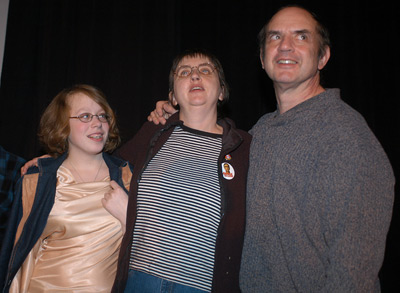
[318,46,330,70]
[260,51,265,69]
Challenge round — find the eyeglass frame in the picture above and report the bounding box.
[69,113,110,123]
[174,62,217,78]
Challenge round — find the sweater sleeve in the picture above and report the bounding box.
[319,131,394,292]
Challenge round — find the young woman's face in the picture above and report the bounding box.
[67,93,109,157]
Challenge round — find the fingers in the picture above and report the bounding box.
[102,190,111,201]
[110,180,119,190]
[162,103,177,116]
[20,157,40,176]
[20,165,28,176]
[155,111,167,125]
[102,181,128,232]
[147,100,179,125]
[155,100,168,116]
[147,110,161,124]
[103,181,120,203]
[102,190,113,209]
[147,109,168,125]
[20,161,32,175]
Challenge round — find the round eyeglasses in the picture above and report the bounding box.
[174,63,217,78]
[69,113,109,123]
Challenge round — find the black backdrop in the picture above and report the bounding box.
[0,0,398,291]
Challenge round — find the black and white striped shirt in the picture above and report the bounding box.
[129,125,222,291]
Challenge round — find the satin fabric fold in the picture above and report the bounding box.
[10,165,123,292]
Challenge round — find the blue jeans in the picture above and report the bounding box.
[124,270,208,293]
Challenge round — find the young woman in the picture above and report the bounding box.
[112,49,252,292]
[0,84,132,292]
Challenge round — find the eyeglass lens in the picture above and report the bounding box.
[176,64,214,78]
[74,113,109,123]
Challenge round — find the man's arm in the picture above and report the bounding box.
[321,138,394,292]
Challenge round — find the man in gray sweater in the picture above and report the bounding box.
[239,5,394,292]
[148,5,394,292]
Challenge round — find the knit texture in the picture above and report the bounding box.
[239,89,394,292]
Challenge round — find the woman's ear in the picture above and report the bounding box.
[169,91,178,106]
[218,86,224,102]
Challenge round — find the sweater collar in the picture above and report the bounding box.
[270,88,341,123]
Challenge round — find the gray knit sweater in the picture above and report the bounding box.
[239,89,394,292]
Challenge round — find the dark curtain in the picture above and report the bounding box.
[0,0,398,291]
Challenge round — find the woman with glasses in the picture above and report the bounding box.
[112,49,251,292]
[0,84,132,292]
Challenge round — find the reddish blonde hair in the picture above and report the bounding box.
[38,84,120,157]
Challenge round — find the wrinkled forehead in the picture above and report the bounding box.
[267,7,317,33]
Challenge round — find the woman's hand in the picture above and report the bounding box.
[147,100,177,125]
[102,180,129,233]
[20,154,51,175]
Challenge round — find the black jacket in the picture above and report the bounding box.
[112,113,251,292]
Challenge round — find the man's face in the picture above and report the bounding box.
[261,7,329,90]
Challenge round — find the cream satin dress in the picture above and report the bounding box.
[10,165,123,292]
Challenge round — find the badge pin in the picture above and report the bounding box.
[222,162,235,180]
[225,154,232,160]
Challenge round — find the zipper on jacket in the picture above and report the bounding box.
[211,135,244,289]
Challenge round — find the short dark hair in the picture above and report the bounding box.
[38,84,120,157]
[168,48,229,109]
[258,5,331,60]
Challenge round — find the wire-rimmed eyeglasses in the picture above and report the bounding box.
[174,63,217,78]
[69,113,109,123]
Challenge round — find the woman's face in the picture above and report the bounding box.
[171,56,223,112]
[67,92,109,157]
